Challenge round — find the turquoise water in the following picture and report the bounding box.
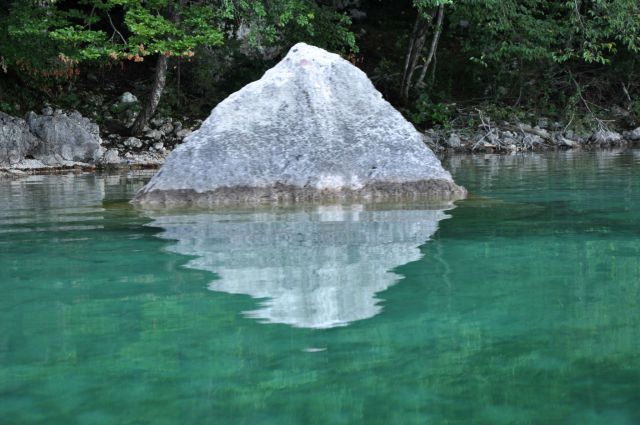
[1,149,639,424]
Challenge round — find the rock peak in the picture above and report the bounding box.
[285,42,343,63]
[133,43,465,207]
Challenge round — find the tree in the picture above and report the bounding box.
[1,0,355,134]
[400,0,453,103]
[450,0,640,118]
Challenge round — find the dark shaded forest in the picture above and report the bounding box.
[1,0,639,135]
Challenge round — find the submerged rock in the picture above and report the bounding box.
[133,43,465,206]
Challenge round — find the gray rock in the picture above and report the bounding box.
[591,129,622,144]
[446,133,462,148]
[487,132,500,144]
[25,111,104,165]
[123,137,143,149]
[174,129,192,139]
[532,126,551,139]
[101,148,121,164]
[144,129,163,141]
[0,112,41,167]
[41,106,53,116]
[623,127,640,141]
[537,118,549,129]
[133,43,465,206]
[119,92,138,104]
[152,142,164,151]
[523,134,544,147]
[122,151,167,167]
[159,122,174,134]
[150,117,166,128]
[558,137,577,148]
[172,121,183,133]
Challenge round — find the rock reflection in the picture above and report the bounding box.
[0,171,154,235]
[150,204,452,328]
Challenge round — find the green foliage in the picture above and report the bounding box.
[0,0,355,75]
[410,94,453,127]
[0,1,74,80]
[1,0,638,130]
[453,0,640,66]
[46,1,226,63]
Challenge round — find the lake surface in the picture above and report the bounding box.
[1,149,639,424]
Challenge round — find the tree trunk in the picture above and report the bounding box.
[400,16,422,100]
[400,13,432,103]
[129,54,169,136]
[415,4,445,89]
[128,0,182,136]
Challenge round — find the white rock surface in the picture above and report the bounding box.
[119,92,138,104]
[134,43,465,206]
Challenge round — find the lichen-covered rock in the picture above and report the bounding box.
[134,43,465,206]
[0,112,41,167]
[26,110,104,165]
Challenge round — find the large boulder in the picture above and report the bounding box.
[0,112,41,167]
[25,110,104,165]
[133,43,466,206]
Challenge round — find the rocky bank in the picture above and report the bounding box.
[0,102,198,176]
[2,64,640,179]
[425,117,640,154]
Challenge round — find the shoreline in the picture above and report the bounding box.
[2,143,638,179]
[3,107,639,176]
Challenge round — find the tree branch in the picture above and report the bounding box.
[415,4,445,89]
